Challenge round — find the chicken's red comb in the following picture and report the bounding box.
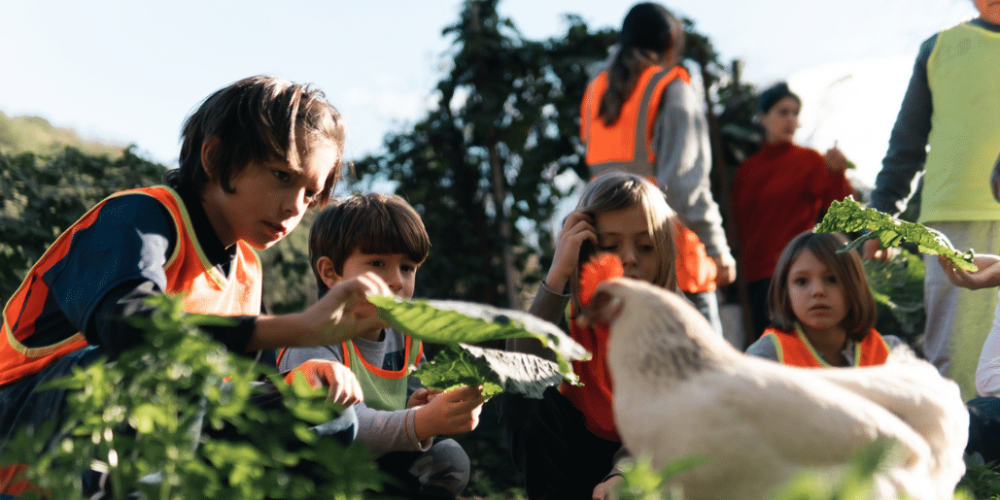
[579,253,624,306]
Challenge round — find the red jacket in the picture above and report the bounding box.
[732,142,853,283]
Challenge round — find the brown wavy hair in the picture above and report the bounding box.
[166,75,346,208]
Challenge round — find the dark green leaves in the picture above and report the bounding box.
[411,343,572,399]
[369,295,590,372]
[814,197,977,271]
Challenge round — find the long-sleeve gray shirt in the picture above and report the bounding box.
[278,329,430,455]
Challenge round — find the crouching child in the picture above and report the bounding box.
[277,193,485,499]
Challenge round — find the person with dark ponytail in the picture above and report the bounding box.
[579,2,736,337]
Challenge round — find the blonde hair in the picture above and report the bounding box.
[574,173,677,299]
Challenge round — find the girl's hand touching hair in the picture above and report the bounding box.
[545,211,598,294]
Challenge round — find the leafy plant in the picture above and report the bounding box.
[814,197,976,271]
[369,295,589,373]
[958,453,1000,500]
[0,294,383,500]
[410,343,566,399]
[865,250,926,344]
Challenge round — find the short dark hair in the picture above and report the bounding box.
[309,193,431,296]
[757,82,801,115]
[768,231,877,341]
[166,75,345,207]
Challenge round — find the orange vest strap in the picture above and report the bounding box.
[766,327,889,368]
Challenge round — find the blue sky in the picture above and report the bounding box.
[0,0,978,189]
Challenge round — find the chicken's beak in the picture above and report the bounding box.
[578,289,623,329]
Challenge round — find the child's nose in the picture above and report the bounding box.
[283,189,310,216]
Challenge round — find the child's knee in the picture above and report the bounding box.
[413,438,470,499]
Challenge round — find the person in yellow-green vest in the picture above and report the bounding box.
[278,193,485,500]
[863,0,1000,400]
[747,232,904,367]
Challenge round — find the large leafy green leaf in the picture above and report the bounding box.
[368,295,590,376]
[411,343,573,400]
[814,197,977,271]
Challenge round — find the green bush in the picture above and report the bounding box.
[0,294,383,500]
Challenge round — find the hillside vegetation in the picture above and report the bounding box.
[0,110,124,157]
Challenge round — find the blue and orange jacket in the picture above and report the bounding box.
[0,186,262,387]
[580,65,717,293]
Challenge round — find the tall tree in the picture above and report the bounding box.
[353,0,614,306]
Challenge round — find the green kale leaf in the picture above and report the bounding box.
[368,296,590,376]
[410,343,571,399]
[814,197,977,271]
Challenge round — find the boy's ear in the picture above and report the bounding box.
[315,256,342,289]
[201,136,222,181]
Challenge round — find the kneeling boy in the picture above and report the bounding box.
[278,193,484,499]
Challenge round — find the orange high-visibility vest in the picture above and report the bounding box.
[580,65,717,293]
[763,326,890,368]
[0,186,262,386]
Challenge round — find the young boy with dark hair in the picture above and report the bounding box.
[278,193,485,500]
[0,75,391,496]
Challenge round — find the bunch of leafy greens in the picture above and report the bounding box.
[865,251,926,340]
[814,197,977,272]
[410,343,566,399]
[368,296,589,399]
[0,294,383,500]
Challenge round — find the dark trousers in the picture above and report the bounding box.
[967,396,1000,466]
[495,387,621,500]
[747,278,772,341]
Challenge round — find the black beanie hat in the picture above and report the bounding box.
[757,83,800,114]
[618,3,674,52]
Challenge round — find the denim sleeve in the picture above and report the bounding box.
[869,34,937,216]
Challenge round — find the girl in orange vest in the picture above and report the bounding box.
[578,1,736,336]
[500,172,679,500]
[746,231,902,367]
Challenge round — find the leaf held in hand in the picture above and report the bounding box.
[368,296,590,376]
[411,343,573,399]
[814,197,977,272]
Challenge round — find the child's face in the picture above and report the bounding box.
[334,249,420,300]
[975,0,1000,24]
[787,249,848,337]
[760,96,800,144]
[595,205,659,285]
[202,137,340,249]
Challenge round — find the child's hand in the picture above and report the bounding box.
[547,211,598,293]
[302,272,392,345]
[824,146,849,173]
[861,238,892,262]
[413,385,485,440]
[407,387,443,408]
[592,475,622,500]
[284,359,364,407]
[938,254,1000,290]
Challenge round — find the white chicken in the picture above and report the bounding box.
[586,278,968,500]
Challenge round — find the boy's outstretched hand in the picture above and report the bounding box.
[413,385,485,441]
[284,359,364,407]
[303,272,392,345]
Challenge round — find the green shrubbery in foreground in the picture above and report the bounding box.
[0,294,383,500]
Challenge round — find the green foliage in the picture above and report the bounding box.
[958,454,1000,500]
[352,0,617,305]
[369,294,589,374]
[615,455,708,500]
[814,197,977,271]
[0,111,124,158]
[0,294,383,499]
[0,148,167,303]
[865,250,926,345]
[411,343,567,399]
